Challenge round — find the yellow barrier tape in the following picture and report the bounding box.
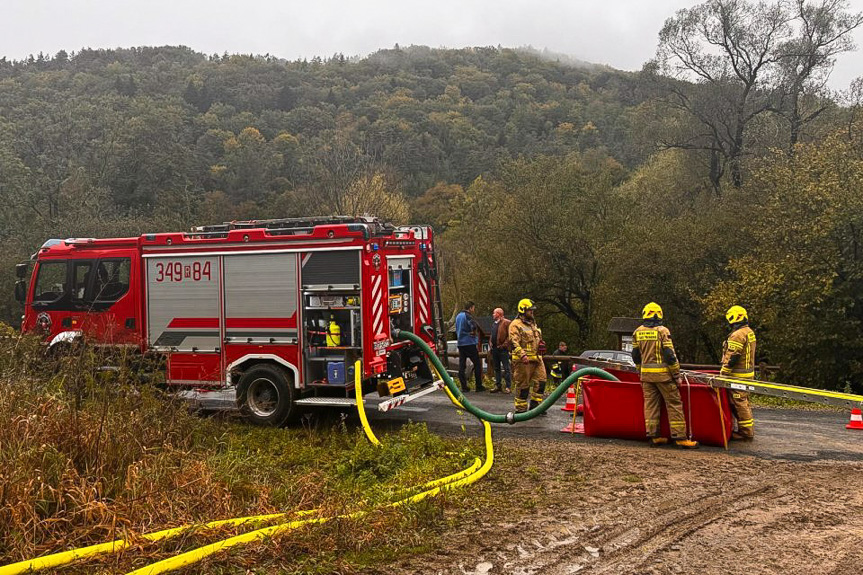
[701,373,863,404]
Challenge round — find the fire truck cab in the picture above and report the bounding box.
[17,217,445,425]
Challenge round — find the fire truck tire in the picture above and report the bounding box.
[236,364,298,426]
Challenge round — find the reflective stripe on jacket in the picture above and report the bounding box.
[509,317,542,361]
[632,324,680,383]
[721,326,757,379]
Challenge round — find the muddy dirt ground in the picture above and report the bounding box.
[357,394,863,574]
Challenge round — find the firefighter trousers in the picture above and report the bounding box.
[513,359,547,412]
[728,390,754,438]
[642,380,687,439]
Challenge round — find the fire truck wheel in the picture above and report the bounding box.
[237,364,297,426]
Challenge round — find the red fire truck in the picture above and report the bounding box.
[15,216,447,425]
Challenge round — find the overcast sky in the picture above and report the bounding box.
[3,0,862,89]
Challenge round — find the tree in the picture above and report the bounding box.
[652,0,793,190]
[703,122,863,391]
[306,131,371,215]
[210,127,286,203]
[651,0,862,188]
[776,0,863,149]
[609,149,740,362]
[410,183,465,231]
[442,152,629,347]
[340,171,410,222]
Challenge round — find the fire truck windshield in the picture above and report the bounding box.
[32,260,68,304]
[31,258,132,310]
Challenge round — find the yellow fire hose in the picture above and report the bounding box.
[0,512,309,575]
[125,362,493,575]
[354,360,483,488]
[0,455,485,575]
[1,361,489,575]
[124,424,493,574]
[355,360,382,446]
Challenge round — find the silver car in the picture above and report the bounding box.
[573,349,635,372]
[445,340,489,372]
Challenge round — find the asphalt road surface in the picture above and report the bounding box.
[363,389,863,461]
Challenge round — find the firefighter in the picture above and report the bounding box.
[721,305,757,440]
[550,362,564,386]
[632,302,698,449]
[509,298,548,413]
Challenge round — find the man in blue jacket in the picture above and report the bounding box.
[455,301,485,392]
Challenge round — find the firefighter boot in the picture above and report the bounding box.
[515,389,530,413]
[674,439,699,449]
[528,399,548,415]
[529,379,547,415]
[649,437,669,447]
[529,390,547,415]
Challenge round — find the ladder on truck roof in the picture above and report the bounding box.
[190,215,396,237]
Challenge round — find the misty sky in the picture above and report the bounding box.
[3,0,862,89]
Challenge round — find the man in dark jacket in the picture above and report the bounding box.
[489,307,512,393]
[455,301,484,392]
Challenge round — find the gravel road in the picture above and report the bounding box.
[364,389,863,461]
[357,389,863,574]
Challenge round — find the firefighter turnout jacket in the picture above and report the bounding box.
[721,325,757,379]
[509,317,542,362]
[632,324,680,383]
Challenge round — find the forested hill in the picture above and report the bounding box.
[3,34,863,392]
[0,45,645,208]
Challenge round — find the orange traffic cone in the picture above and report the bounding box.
[846,408,863,430]
[562,385,577,412]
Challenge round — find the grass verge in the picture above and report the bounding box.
[749,394,845,412]
[0,329,481,573]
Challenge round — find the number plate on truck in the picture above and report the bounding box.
[373,338,390,356]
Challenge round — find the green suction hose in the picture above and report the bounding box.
[396,330,619,424]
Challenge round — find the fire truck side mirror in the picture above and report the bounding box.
[15,263,28,279]
[14,281,26,303]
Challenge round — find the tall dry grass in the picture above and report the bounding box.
[0,328,245,562]
[0,325,477,572]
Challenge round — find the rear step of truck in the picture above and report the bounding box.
[375,379,445,412]
[179,379,446,413]
[294,379,445,412]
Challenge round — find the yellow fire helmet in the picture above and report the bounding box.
[642,302,663,320]
[517,298,536,314]
[726,305,748,324]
